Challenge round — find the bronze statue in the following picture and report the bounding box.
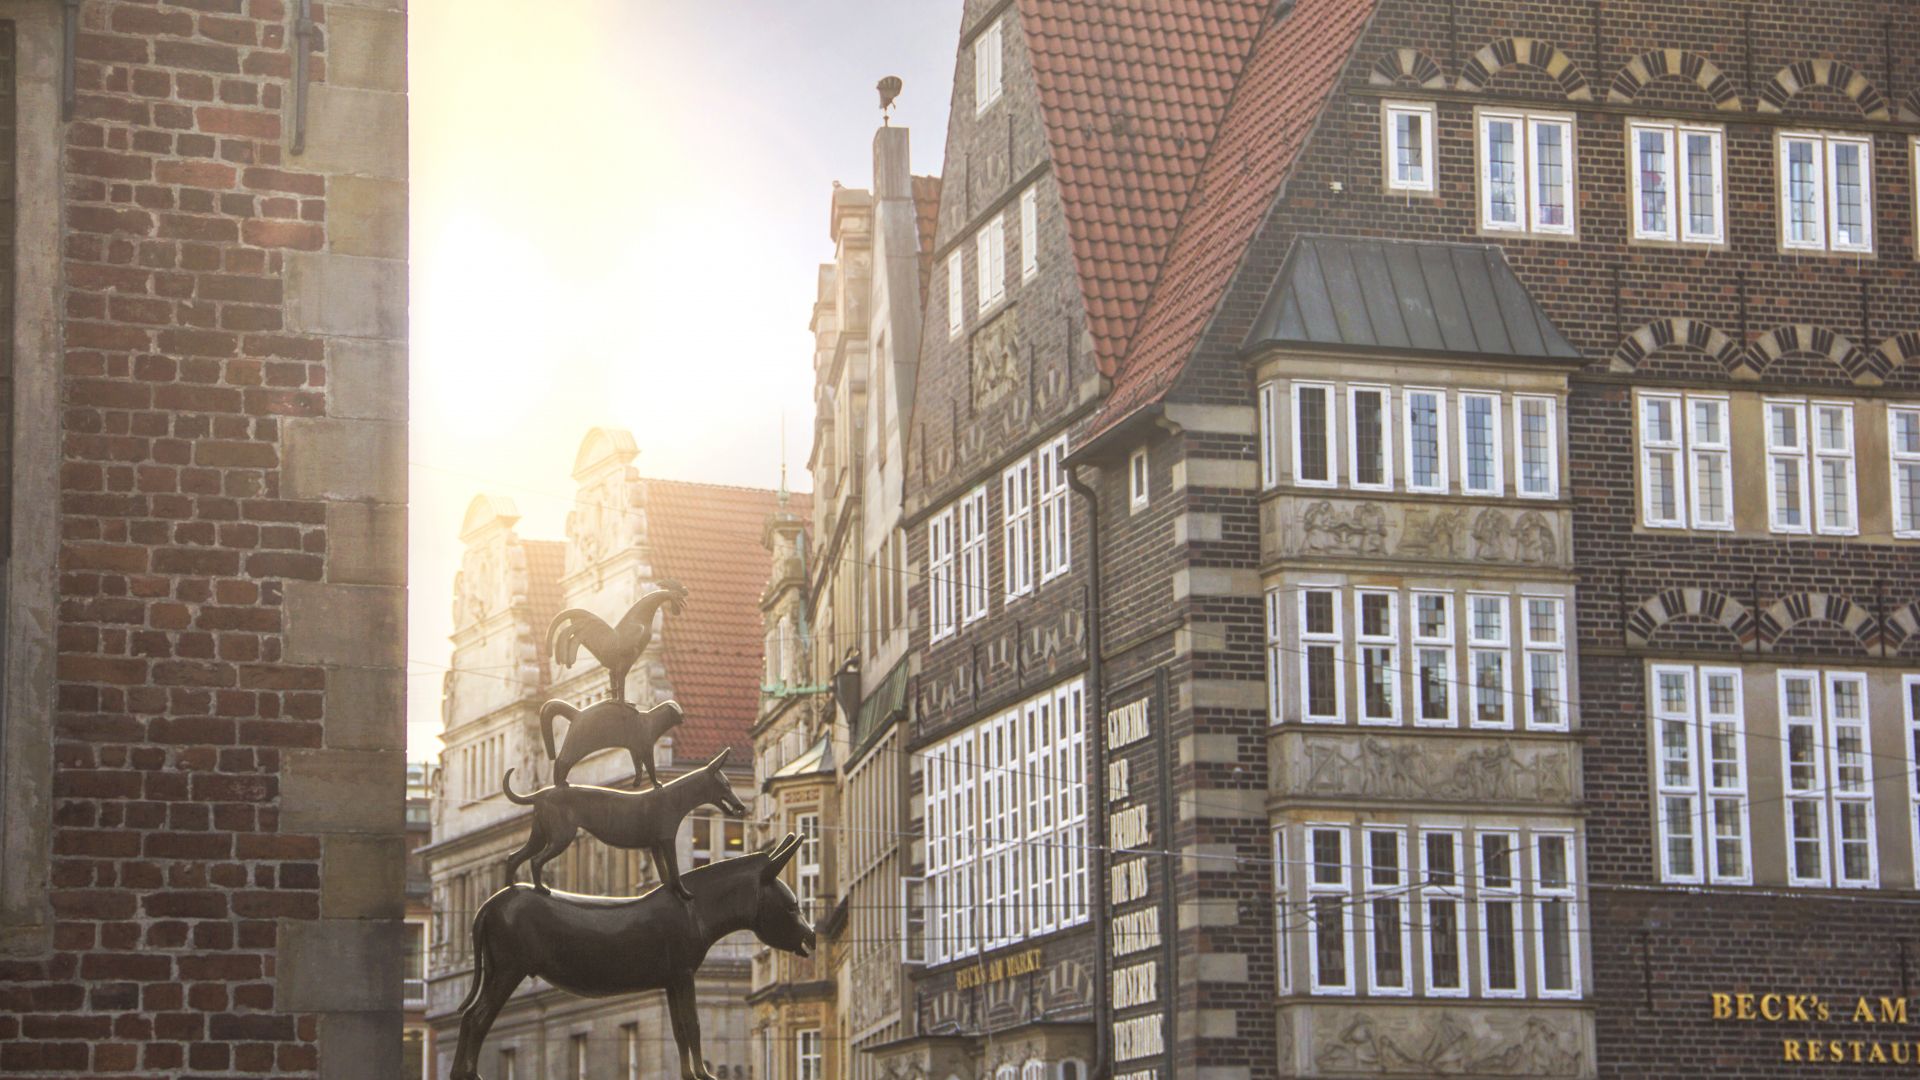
[539,698,683,788]
[449,835,816,1080]
[547,579,689,702]
[502,748,748,900]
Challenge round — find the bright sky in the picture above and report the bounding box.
[406,0,959,759]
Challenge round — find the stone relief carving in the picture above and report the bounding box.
[850,951,900,1033]
[455,545,498,627]
[1396,506,1467,559]
[1269,497,1568,568]
[1278,733,1573,804]
[971,310,1021,409]
[1302,1008,1587,1076]
[1302,501,1389,556]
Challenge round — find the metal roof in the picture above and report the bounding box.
[1245,237,1581,359]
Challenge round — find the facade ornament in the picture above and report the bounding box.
[547,579,689,703]
[1471,508,1513,561]
[1398,506,1467,558]
[1302,500,1388,556]
[538,699,683,789]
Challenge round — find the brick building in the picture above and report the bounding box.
[0,1,409,1076]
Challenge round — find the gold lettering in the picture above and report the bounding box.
[1816,999,1831,1022]
[1809,1040,1824,1062]
[1850,1041,1864,1063]
[1713,993,1734,1021]
[1854,998,1878,1024]
[1760,994,1782,1022]
[1782,1039,1803,1062]
[1787,995,1811,1022]
[1898,1043,1914,1065]
[1737,994,1756,1021]
[1871,1044,1890,1064]
[1882,998,1910,1025]
[1829,1040,1844,1061]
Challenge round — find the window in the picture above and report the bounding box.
[973,16,1003,115]
[1421,830,1467,996]
[1479,110,1575,236]
[1891,406,1920,538]
[688,815,743,868]
[1781,670,1877,888]
[1273,827,1291,993]
[1653,666,1702,882]
[1779,132,1872,253]
[571,1034,588,1080]
[1384,101,1437,193]
[1906,677,1920,888]
[1037,436,1071,581]
[1687,395,1733,529]
[1765,400,1810,533]
[1477,831,1523,997]
[1404,388,1448,493]
[499,1048,517,1080]
[1300,587,1344,723]
[1002,459,1034,599]
[1259,382,1282,489]
[797,1029,823,1080]
[1812,402,1856,535]
[927,507,956,641]
[1265,589,1287,725]
[1533,834,1580,998]
[1348,385,1393,490]
[1467,594,1510,729]
[1363,828,1411,995]
[1128,447,1149,512]
[1767,399,1855,535]
[1356,590,1400,725]
[947,250,963,337]
[959,484,990,624]
[1639,393,1683,527]
[1522,596,1567,731]
[1307,824,1353,994]
[623,1024,640,1080]
[976,214,1007,312]
[1020,187,1039,279]
[900,876,927,964]
[1630,121,1724,243]
[1412,592,1454,727]
[794,812,821,919]
[1294,383,1336,487]
[1514,396,1557,498]
[1459,392,1503,495]
[1023,1062,1046,1080]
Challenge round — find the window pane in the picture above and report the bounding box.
[1395,110,1425,184]
[1465,396,1497,491]
[1540,899,1574,991]
[1409,391,1441,488]
[1428,898,1461,989]
[1311,829,1344,885]
[1773,458,1804,526]
[1298,388,1330,482]
[1304,591,1335,635]
[1354,389,1386,486]
[1308,646,1338,717]
[1484,902,1518,990]
[1638,128,1670,234]
[1788,139,1819,243]
[1832,142,1864,247]
[1648,450,1679,521]
[1313,897,1347,986]
[1519,399,1552,494]
[1534,121,1568,227]
[1685,131,1719,237]
[1486,119,1519,224]
[1419,649,1450,721]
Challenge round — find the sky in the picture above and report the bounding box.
[406,0,960,758]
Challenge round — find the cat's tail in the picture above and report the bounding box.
[501,768,536,805]
[537,699,577,760]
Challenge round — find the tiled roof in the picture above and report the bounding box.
[1090,0,1379,438]
[644,480,810,764]
[521,539,568,682]
[1021,0,1272,375]
[913,174,942,309]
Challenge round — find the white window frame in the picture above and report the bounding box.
[1459,391,1504,496]
[1020,186,1039,280]
[1003,458,1034,600]
[1128,447,1149,513]
[1273,826,1291,993]
[1362,827,1412,996]
[1638,392,1686,528]
[959,484,991,625]
[1629,120,1725,244]
[1905,676,1920,889]
[1686,395,1733,530]
[1411,591,1455,728]
[1476,829,1525,997]
[1293,382,1337,487]
[1521,595,1568,732]
[1478,109,1577,237]
[1384,100,1437,194]
[1699,667,1751,885]
[1889,405,1920,538]
[1765,399,1811,534]
[1514,395,1559,499]
[1306,824,1354,996]
[1810,401,1857,536]
[1532,832,1581,999]
[927,507,957,642]
[973,16,1003,116]
[1420,829,1469,997]
[1653,665,1703,883]
[1037,436,1072,582]
[976,213,1007,312]
[1467,593,1511,730]
[1022,1061,1046,1080]
[794,812,821,920]
[1403,387,1449,494]
[1824,672,1877,888]
[1780,670,1830,887]
[1354,589,1400,726]
[797,1028,823,1080]
[1299,586,1345,724]
[1265,588,1288,726]
[1347,384,1394,492]
[1778,131,1873,254]
[900,876,926,965]
[1259,382,1283,490]
[947,249,964,338]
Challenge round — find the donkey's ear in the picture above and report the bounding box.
[707,746,732,771]
[762,832,800,880]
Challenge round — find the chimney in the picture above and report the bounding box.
[873,125,911,201]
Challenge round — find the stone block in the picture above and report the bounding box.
[1196,1009,1239,1039]
[287,253,407,339]
[1191,678,1266,711]
[1172,511,1222,544]
[282,749,406,835]
[325,666,406,751]
[325,7,406,93]
[320,1011,404,1080]
[279,918,406,1011]
[1164,402,1256,434]
[329,175,407,260]
[327,338,407,422]
[301,84,407,179]
[286,582,405,667]
[1195,952,1249,982]
[321,835,406,919]
[284,417,406,502]
[327,502,406,586]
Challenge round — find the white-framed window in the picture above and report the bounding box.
[1765,399,1810,533]
[1467,593,1511,729]
[1459,392,1503,495]
[1420,829,1468,996]
[1698,668,1751,884]
[1037,436,1071,582]
[1293,382,1337,487]
[1781,670,1878,888]
[1811,402,1857,535]
[900,876,926,964]
[1355,590,1400,726]
[1906,676,1920,888]
[1890,406,1920,538]
[797,1028,823,1080]
[1686,395,1733,529]
[1779,131,1873,253]
[1522,596,1567,731]
[1384,101,1437,193]
[977,213,1007,312]
[1128,447,1149,512]
[1022,688,1055,938]
[1348,385,1394,491]
[1412,592,1455,727]
[1306,823,1353,995]
[1273,826,1291,993]
[623,1024,640,1080]
[1020,186,1039,280]
[981,710,1023,948]
[1363,827,1411,995]
[1825,673,1876,887]
[1022,1061,1046,1080]
[1767,399,1855,535]
[959,484,990,624]
[973,15,1003,115]
[1652,665,1702,882]
[927,507,956,642]
[1533,833,1580,998]
[571,1034,588,1080]
[1477,830,1524,997]
[1003,458,1034,600]
[1404,387,1448,493]
[793,812,821,919]
[1514,395,1558,498]
[1479,109,1576,236]
[1299,587,1345,723]
[1629,120,1725,244]
[1265,588,1287,726]
[1258,382,1283,489]
[947,249,964,338]
[1639,392,1684,527]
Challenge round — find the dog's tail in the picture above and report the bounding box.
[501,768,537,805]
[455,893,492,1016]
[538,699,576,760]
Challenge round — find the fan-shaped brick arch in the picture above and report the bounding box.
[1877,331,1920,374]
[1746,324,1885,383]
[1904,89,1920,123]
[1458,38,1593,101]
[1758,593,1878,652]
[1370,48,1448,90]
[1611,317,1750,375]
[1885,602,1920,654]
[1757,58,1891,120]
[1625,588,1755,648]
[1608,49,1741,110]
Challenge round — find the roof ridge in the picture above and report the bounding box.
[641,476,799,498]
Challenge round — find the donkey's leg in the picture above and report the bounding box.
[677,976,718,1080]
[655,841,692,901]
[526,824,576,895]
[451,965,521,1080]
[665,977,697,1080]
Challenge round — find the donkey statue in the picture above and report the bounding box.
[450,834,816,1080]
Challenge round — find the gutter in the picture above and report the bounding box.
[1063,463,1110,1079]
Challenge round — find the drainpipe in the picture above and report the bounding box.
[1065,465,1109,1078]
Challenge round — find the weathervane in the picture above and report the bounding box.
[878,75,903,123]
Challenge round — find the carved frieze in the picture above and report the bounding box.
[1272,731,1576,805]
[971,309,1021,409]
[1263,494,1569,569]
[1280,1004,1593,1078]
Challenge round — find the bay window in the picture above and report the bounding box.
[1404,387,1448,493]
[1421,830,1467,996]
[1460,392,1503,495]
[1384,101,1436,193]
[1294,382,1336,487]
[1522,596,1567,731]
[794,812,820,919]
[1477,831,1523,996]
[1891,406,1920,538]
[1348,385,1393,490]
[1515,395,1558,498]
[1259,382,1282,489]
[1630,120,1724,244]
[1779,131,1873,253]
[1356,590,1400,725]
[1413,591,1455,727]
[1468,594,1511,729]
[1308,824,1353,994]
[1533,833,1580,997]
[1273,828,1291,993]
[1300,587,1345,723]
[1479,110,1576,236]
[1266,588,1288,725]
[1364,828,1411,995]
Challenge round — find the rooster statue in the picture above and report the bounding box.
[546,579,689,702]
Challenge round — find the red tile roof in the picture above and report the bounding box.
[1021,0,1273,375]
[644,480,810,764]
[1091,0,1379,437]
[521,539,568,682]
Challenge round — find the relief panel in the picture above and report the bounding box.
[1279,1003,1594,1078]
[1262,494,1569,569]
[1272,730,1578,806]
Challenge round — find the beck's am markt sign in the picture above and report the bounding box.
[1105,692,1169,1080]
[1712,992,1920,1064]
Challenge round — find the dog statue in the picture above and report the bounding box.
[502,747,747,900]
[539,698,682,788]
